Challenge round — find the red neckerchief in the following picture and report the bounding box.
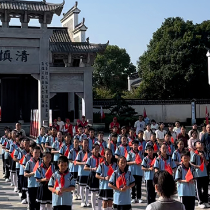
[53,136,56,142]
[59,141,63,149]
[194,150,203,162]
[131,149,139,156]
[90,137,95,145]
[121,172,126,186]
[160,155,168,167]
[99,141,105,155]
[74,148,79,160]
[122,144,128,153]
[60,171,69,188]
[30,157,38,163]
[92,155,100,167]
[111,141,117,151]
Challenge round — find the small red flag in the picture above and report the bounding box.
[54,179,59,189]
[129,141,133,147]
[138,145,143,151]
[200,161,204,172]
[185,168,193,182]
[168,146,171,154]
[83,152,88,162]
[64,148,69,157]
[171,137,174,144]
[101,148,105,156]
[19,155,25,165]
[165,164,173,175]
[45,165,53,179]
[116,176,124,188]
[33,161,39,172]
[100,157,104,164]
[10,150,15,159]
[124,149,128,158]
[154,143,158,151]
[74,160,77,165]
[150,158,156,167]
[135,154,142,165]
[107,165,114,176]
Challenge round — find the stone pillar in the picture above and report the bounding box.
[82,70,93,124]
[206,51,210,85]
[38,30,52,129]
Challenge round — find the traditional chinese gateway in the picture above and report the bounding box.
[0,0,107,127]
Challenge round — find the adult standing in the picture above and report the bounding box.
[14,122,26,136]
[177,126,189,148]
[63,118,73,137]
[201,124,210,178]
[134,115,145,136]
[109,117,120,134]
[80,116,88,128]
[188,123,199,139]
[146,171,185,210]
[57,117,64,132]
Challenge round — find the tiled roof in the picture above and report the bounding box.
[50,28,72,42]
[50,42,107,53]
[0,0,64,16]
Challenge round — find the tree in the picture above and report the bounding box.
[93,45,136,97]
[137,17,210,99]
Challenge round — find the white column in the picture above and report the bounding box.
[206,51,210,85]
[82,70,93,124]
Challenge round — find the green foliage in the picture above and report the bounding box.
[137,17,210,99]
[122,89,140,99]
[93,45,136,96]
[93,87,116,99]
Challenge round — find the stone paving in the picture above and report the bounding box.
[0,153,208,209]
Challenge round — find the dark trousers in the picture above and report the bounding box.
[19,175,27,200]
[180,196,195,210]
[4,158,10,179]
[146,180,156,204]
[28,187,40,210]
[16,168,21,192]
[2,154,5,174]
[131,175,142,199]
[196,176,208,204]
[53,206,72,210]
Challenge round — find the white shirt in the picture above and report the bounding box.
[57,121,64,131]
[173,127,181,135]
[134,120,145,135]
[144,130,152,141]
[151,124,159,132]
[170,131,177,140]
[155,129,166,140]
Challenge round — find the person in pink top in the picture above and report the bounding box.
[188,129,200,153]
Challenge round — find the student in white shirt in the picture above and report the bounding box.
[57,117,65,132]
[155,123,166,144]
[134,115,145,136]
[173,121,181,135]
[144,123,152,141]
[151,120,159,132]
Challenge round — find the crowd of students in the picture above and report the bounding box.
[0,118,210,210]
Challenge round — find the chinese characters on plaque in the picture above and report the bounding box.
[40,61,49,119]
[0,49,29,62]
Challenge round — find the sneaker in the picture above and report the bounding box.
[5,179,9,182]
[14,187,18,192]
[73,194,78,200]
[86,202,91,207]
[21,199,27,204]
[198,204,206,209]
[138,199,143,203]
[131,199,136,203]
[2,174,5,178]
[11,183,14,187]
[18,193,22,197]
[77,195,81,200]
[205,203,210,208]
[81,202,86,207]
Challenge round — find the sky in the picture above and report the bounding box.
[10,0,210,66]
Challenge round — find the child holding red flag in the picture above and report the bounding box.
[164,132,175,156]
[59,134,72,157]
[24,146,41,210]
[190,141,209,208]
[96,131,107,157]
[145,133,159,157]
[115,135,130,160]
[108,156,135,210]
[142,145,156,204]
[68,137,80,200]
[154,143,176,173]
[136,130,146,156]
[172,139,185,167]
[127,140,144,203]
[84,143,102,210]
[96,148,117,210]
[75,139,91,207]
[175,151,196,210]
[48,156,75,210]
[35,152,54,210]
